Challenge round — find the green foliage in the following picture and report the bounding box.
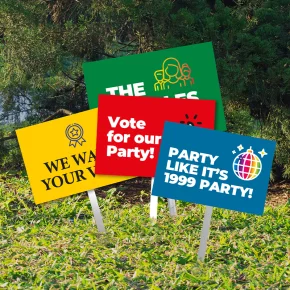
[0,175,289,288]
[0,125,23,171]
[0,0,289,179]
[224,100,290,181]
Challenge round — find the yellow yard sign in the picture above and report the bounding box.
[16,109,133,204]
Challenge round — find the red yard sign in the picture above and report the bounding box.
[95,95,215,177]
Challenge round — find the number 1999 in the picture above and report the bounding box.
[164,172,196,187]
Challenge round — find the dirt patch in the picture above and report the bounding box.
[95,177,152,204]
[266,181,290,207]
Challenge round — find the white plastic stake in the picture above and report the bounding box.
[197,206,213,261]
[168,198,177,216]
[87,189,105,232]
[150,195,158,219]
[150,177,177,219]
[150,178,158,219]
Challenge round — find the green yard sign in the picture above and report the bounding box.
[83,41,226,131]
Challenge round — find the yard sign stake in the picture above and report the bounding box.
[197,206,213,261]
[167,198,177,216]
[150,178,177,219]
[87,190,105,232]
[150,178,158,219]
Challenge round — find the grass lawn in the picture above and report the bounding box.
[0,174,289,289]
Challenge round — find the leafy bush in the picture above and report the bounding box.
[0,125,23,172]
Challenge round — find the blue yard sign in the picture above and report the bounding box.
[152,122,276,215]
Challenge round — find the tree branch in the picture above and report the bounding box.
[42,108,72,122]
[0,135,17,142]
[117,40,138,47]
[62,71,85,85]
[99,52,116,58]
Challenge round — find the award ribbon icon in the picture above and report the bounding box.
[65,123,86,147]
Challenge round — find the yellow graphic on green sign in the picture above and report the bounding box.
[154,57,194,91]
[83,42,227,131]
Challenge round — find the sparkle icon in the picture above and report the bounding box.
[237,144,244,151]
[258,149,268,158]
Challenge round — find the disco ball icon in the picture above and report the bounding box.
[233,147,262,181]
